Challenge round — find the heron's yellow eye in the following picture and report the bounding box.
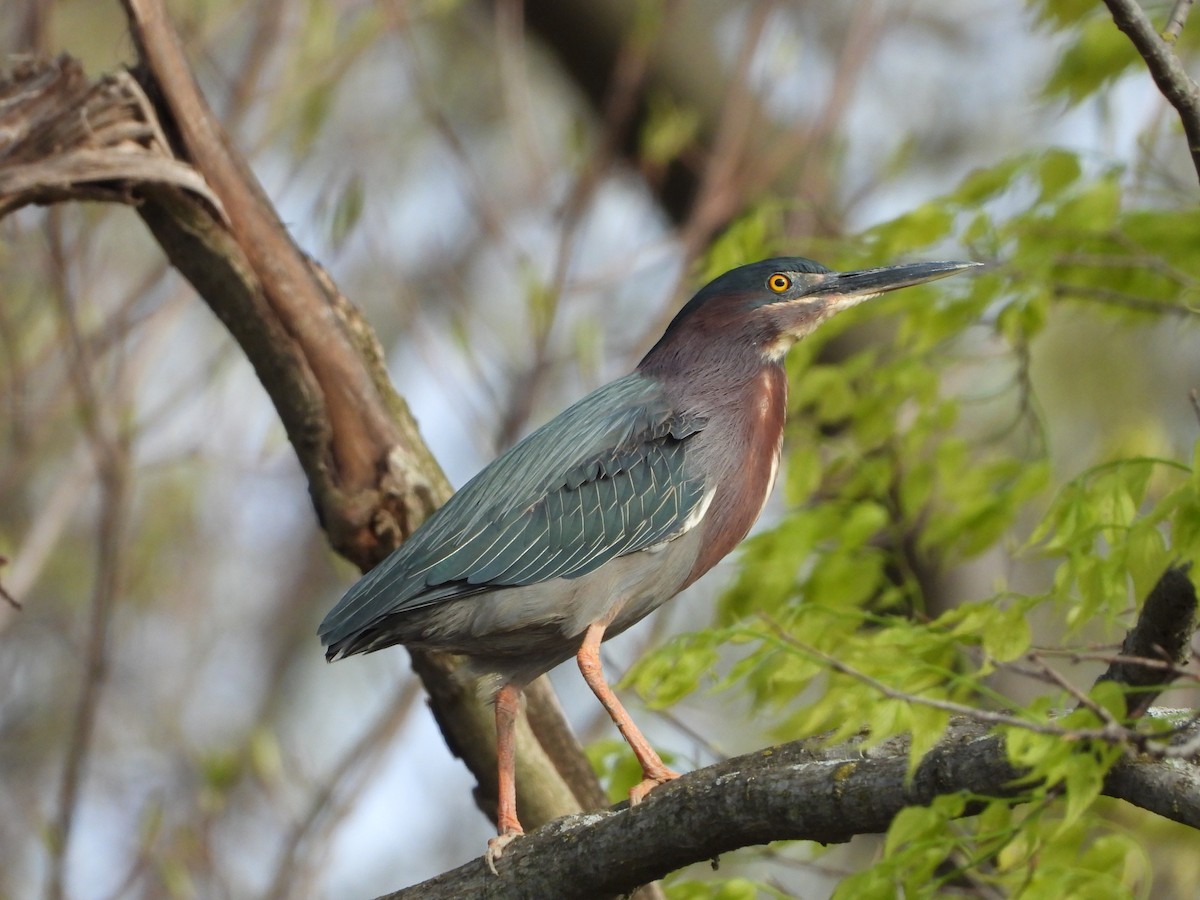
[768,273,791,293]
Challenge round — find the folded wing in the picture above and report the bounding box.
[319,373,709,657]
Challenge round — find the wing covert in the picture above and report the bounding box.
[318,374,710,649]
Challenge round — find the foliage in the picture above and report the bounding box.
[629,5,1200,896]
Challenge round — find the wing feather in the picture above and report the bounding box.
[319,373,709,652]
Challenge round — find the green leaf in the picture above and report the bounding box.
[294,81,335,155]
[1058,752,1105,830]
[841,501,889,546]
[1089,679,1127,721]
[624,631,721,708]
[1043,16,1141,105]
[865,202,955,257]
[710,879,762,900]
[884,804,945,857]
[1037,149,1082,200]
[984,604,1033,662]
[831,868,897,900]
[793,364,857,423]
[953,158,1025,205]
[668,878,787,900]
[1048,175,1122,233]
[907,704,950,772]
[1028,0,1100,31]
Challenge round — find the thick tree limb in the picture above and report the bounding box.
[381,712,1200,900]
[132,0,617,848]
[121,0,446,564]
[1101,0,1200,185]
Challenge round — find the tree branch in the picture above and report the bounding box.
[1101,0,1200,185]
[6,13,1199,896]
[380,712,1200,899]
[1165,0,1195,42]
[0,44,602,865]
[121,0,447,563]
[45,230,134,900]
[123,0,614,846]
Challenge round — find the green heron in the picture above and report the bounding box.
[319,256,980,867]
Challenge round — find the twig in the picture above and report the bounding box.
[222,0,289,136]
[1100,0,1200,186]
[1035,646,1199,682]
[121,0,439,531]
[674,0,776,267]
[758,564,1198,743]
[757,620,1132,744]
[115,0,600,865]
[1029,652,1124,733]
[1165,0,1195,42]
[1051,281,1199,317]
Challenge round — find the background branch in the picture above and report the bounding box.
[0,36,605,889]
[44,214,134,900]
[120,0,618,858]
[1102,0,1200,184]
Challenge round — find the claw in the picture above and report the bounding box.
[485,829,522,875]
[629,765,681,805]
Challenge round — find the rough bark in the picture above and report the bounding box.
[0,56,219,216]
[380,713,1200,899]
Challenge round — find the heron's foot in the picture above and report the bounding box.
[629,764,681,806]
[485,828,523,875]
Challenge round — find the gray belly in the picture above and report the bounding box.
[397,527,704,690]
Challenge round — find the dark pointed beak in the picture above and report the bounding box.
[810,260,984,299]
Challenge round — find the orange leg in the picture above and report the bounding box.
[485,682,523,873]
[577,621,680,805]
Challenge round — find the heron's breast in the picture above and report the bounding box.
[683,366,787,588]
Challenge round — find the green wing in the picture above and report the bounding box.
[319,373,708,655]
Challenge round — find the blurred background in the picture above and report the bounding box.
[1,1,1198,897]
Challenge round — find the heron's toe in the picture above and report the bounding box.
[485,829,523,875]
[629,766,681,805]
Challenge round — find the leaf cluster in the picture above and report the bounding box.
[619,6,1200,895]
